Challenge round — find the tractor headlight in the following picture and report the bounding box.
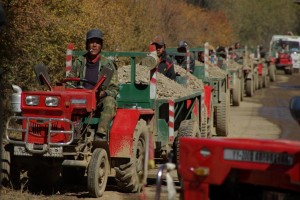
[25,95,39,106]
[45,96,59,107]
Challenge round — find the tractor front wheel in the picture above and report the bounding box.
[87,148,109,197]
[0,144,20,189]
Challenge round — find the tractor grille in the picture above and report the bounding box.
[29,121,64,137]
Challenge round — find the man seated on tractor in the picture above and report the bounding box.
[279,41,288,53]
[69,29,118,141]
[197,51,205,64]
[151,35,176,80]
[175,40,195,73]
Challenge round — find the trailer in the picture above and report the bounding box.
[167,43,230,137]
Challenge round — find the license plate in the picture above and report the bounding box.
[14,146,63,157]
[224,149,293,166]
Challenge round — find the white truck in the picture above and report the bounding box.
[269,35,300,73]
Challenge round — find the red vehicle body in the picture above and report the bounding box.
[276,52,293,74]
[178,137,300,200]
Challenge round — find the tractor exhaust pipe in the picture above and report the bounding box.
[11,84,22,113]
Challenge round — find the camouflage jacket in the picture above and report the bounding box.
[68,54,119,98]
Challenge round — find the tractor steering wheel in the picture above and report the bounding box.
[61,77,96,88]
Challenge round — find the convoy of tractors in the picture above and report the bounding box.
[1,34,300,199]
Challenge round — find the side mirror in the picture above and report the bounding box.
[289,96,300,124]
[33,63,52,90]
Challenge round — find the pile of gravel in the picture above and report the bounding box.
[174,65,204,91]
[226,59,242,71]
[118,64,202,99]
[207,64,227,78]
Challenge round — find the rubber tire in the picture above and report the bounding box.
[240,77,244,101]
[1,144,11,187]
[87,148,109,198]
[262,75,268,88]
[0,144,20,189]
[174,119,200,175]
[215,92,229,136]
[254,73,259,90]
[269,64,276,82]
[246,79,253,97]
[232,78,241,106]
[115,119,148,193]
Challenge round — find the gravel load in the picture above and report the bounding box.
[118,64,203,99]
[206,63,227,78]
[226,59,242,71]
[174,64,204,91]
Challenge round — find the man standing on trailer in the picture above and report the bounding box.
[151,35,176,80]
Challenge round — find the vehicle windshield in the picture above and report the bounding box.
[273,40,300,53]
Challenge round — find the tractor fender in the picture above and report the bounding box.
[109,109,141,158]
[204,86,212,118]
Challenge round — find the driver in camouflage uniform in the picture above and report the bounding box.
[69,29,118,141]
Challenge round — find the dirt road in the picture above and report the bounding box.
[1,72,300,199]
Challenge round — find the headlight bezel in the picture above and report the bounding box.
[25,95,40,106]
[45,96,59,107]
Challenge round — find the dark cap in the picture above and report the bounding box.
[151,35,165,46]
[86,29,103,41]
[178,40,188,49]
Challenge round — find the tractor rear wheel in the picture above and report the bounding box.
[262,75,268,88]
[215,92,229,136]
[240,76,244,101]
[115,119,148,193]
[246,79,253,97]
[87,148,109,198]
[232,78,241,106]
[269,64,276,82]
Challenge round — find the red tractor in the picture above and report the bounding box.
[276,51,293,74]
[1,52,153,197]
[171,97,300,200]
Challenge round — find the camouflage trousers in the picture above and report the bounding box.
[97,96,117,135]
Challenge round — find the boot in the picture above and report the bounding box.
[95,126,107,141]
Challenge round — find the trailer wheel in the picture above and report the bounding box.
[246,79,253,97]
[269,64,276,82]
[215,92,229,136]
[87,148,109,197]
[115,119,147,193]
[232,78,241,106]
[174,119,200,177]
[0,144,20,189]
